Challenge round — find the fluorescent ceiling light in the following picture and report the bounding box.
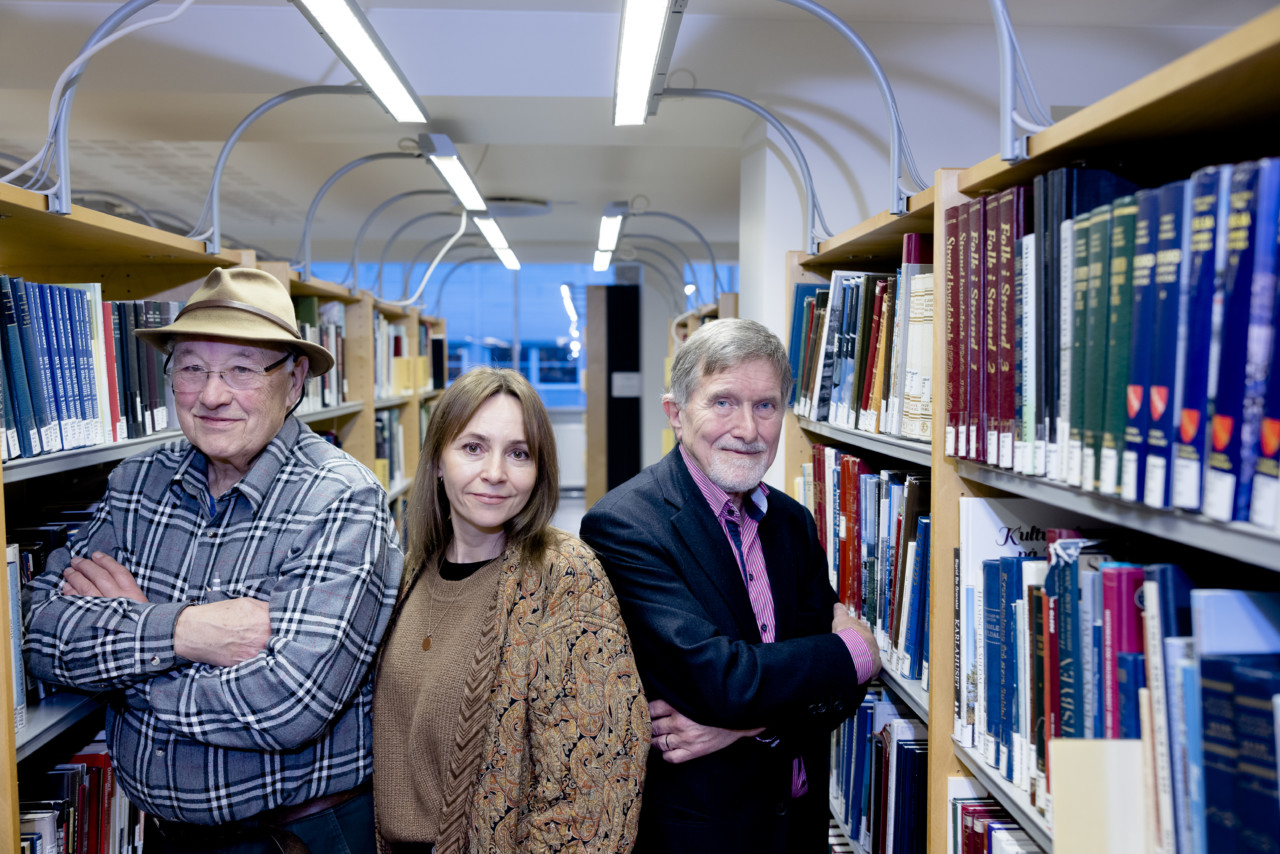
[613,0,686,126]
[291,0,429,124]
[593,250,613,272]
[419,133,487,212]
[474,216,509,250]
[494,247,521,271]
[684,283,697,295]
[598,215,624,252]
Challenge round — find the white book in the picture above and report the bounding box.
[902,273,935,442]
[1142,582,1177,854]
[7,543,25,733]
[1054,217,1075,482]
[947,776,989,854]
[895,540,918,675]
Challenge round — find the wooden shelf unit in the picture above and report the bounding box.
[784,8,1280,850]
[0,200,445,849]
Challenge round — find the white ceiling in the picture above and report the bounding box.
[0,0,1272,280]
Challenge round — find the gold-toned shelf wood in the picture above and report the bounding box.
[805,186,935,270]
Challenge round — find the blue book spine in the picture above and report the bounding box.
[1093,606,1104,738]
[12,277,56,453]
[909,517,931,681]
[1122,187,1162,502]
[36,282,75,451]
[1184,657,1209,854]
[984,557,1003,765]
[74,289,100,442]
[1231,661,1280,853]
[1173,164,1234,512]
[1117,650,1146,738]
[1212,158,1280,522]
[788,282,823,407]
[1051,538,1088,737]
[999,555,1026,779]
[51,285,83,449]
[0,275,38,458]
[1167,637,1196,854]
[1145,179,1191,507]
[1202,655,1241,854]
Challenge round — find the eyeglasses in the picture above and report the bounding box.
[166,353,293,392]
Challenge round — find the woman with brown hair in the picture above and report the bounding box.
[373,367,649,854]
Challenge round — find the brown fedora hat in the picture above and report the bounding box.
[135,267,335,378]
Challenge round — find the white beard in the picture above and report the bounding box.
[705,446,769,494]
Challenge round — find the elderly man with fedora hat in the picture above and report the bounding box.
[24,267,404,854]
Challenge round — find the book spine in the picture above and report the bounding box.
[0,276,39,457]
[982,558,1002,765]
[1067,214,1092,487]
[1122,188,1162,502]
[1230,663,1280,853]
[1207,158,1280,522]
[956,203,970,459]
[100,301,122,443]
[1202,656,1241,853]
[1100,197,1139,496]
[1173,164,1233,511]
[1081,204,1113,493]
[1145,180,1192,507]
[968,198,986,462]
[16,279,59,453]
[985,195,1001,465]
[998,189,1018,469]
[1116,651,1145,738]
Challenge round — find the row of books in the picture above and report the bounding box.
[791,234,935,443]
[20,733,142,854]
[373,315,416,400]
[292,295,347,414]
[943,156,1280,530]
[373,407,406,494]
[0,275,177,461]
[830,686,929,854]
[953,492,1280,853]
[800,444,931,685]
[946,777,1045,854]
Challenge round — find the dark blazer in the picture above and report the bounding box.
[580,447,869,852]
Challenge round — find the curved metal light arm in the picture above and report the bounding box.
[343,189,450,286]
[663,87,829,253]
[188,84,371,254]
[431,255,495,316]
[632,260,684,314]
[624,232,699,296]
[775,0,926,215]
[625,209,721,301]
[294,151,421,284]
[989,0,1051,162]
[403,236,486,295]
[630,246,688,303]
[375,211,456,297]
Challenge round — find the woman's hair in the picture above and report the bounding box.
[402,367,560,585]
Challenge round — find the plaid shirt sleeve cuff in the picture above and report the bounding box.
[135,601,190,673]
[837,626,878,684]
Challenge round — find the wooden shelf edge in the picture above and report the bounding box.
[289,276,360,303]
[797,417,933,466]
[951,739,1053,851]
[374,394,414,410]
[297,401,365,423]
[16,693,103,762]
[954,460,1280,571]
[958,5,1280,193]
[1,431,184,483]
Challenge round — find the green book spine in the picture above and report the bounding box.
[1100,196,1139,496]
[1068,213,1094,486]
[1081,203,1114,492]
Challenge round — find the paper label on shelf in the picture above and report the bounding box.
[1034,440,1047,477]
[1172,456,1204,511]
[946,426,956,457]
[1000,433,1013,469]
[1201,469,1235,522]
[987,430,999,465]
[1250,474,1278,528]
[1046,443,1061,483]
[1014,440,1028,475]
[610,372,642,398]
[969,426,977,459]
[1121,450,1140,502]
[1098,448,1120,496]
[1081,447,1097,492]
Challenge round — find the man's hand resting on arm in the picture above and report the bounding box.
[649,699,765,764]
[174,599,272,667]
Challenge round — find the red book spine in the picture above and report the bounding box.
[984,194,1001,465]
[811,442,826,551]
[100,301,122,443]
[946,207,963,457]
[860,280,888,416]
[998,188,1018,468]
[839,455,858,609]
[1101,563,1146,738]
[967,198,986,461]
[901,231,934,265]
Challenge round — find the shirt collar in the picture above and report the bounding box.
[170,417,301,510]
[678,443,769,523]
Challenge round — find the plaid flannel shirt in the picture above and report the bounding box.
[24,417,403,825]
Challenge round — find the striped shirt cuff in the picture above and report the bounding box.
[837,627,879,684]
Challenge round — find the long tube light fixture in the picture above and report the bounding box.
[613,0,686,126]
[290,0,429,124]
[419,133,487,212]
[597,200,629,251]
[475,215,520,270]
[593,251,613,272]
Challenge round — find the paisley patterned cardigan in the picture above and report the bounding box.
[375,533,650,854]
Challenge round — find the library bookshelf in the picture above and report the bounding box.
[785,6,1280,852]
[0,186,444,849]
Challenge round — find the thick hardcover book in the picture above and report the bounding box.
[1143,564,1194,854]
[954,202,970,458]
[1100,562,1145,738]
[796,295,818,417]
[58,286,90,448]
[996,555,1030,778]
[840,454,870,612]
[858,280,888,427]
[1099,196,1139,496]
[902,273,935,442]
[802,293,827,418]
[863,277,896,433]
[115,302,141,439]
[99,301,123,443]
[1033,173,1053,477]
[1081,203,1114,493]
[1231,660,1280,853]
[0,275,40,457]
[1116,651,1146,739]
[845,276,875,429]
[1206,158,1280,522]
[12,277,60,453]
[1145,180,1193,508]
[66,287,103,446]
[1173,164,1234,512]
[1250,251,1280,528]
[812,277,845,422]
[40,284,78,450]
[1049,537,1101,739]
[984,194,1002,465]
[1122,188,1162,503]
[968,197,987,462]
[1067,212,1094,487]
[829,274,861,427]
[0,344,14,461]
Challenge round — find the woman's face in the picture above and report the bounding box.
[439,393,537,550]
